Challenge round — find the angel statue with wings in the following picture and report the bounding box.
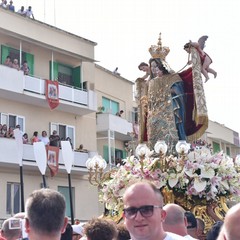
[184,36,217,82]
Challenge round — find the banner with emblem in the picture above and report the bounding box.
[46,80,59,110]
[46,145,59,177]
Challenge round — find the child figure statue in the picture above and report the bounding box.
[184,36,217,82]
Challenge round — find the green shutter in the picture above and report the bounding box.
[112,101,119,115]
[72,66,81,88]
[1,45,9,64]
[213,142,220,153]
[103,145,109,163]
[102,97,110,113]
[25,52,34,75]
[49,61,59,80]
[58,186,75,218]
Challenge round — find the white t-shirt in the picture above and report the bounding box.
[164,232,186,240]
[184,235,198,240]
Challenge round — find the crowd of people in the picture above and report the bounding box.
[0,1,34,19]
[0,182,238,240]
[0,124,74,148]
[3,56,30,75]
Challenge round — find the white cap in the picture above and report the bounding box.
[72,223,84,235]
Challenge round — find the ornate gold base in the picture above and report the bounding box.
[162,188,229,233]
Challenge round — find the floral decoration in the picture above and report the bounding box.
[99,142,240,211]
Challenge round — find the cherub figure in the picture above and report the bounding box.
[184,36,217,82]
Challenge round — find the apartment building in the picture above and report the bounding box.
[204,120,240,158]
[0,8,135,222]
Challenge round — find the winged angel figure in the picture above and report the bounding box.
[184,36,217,82]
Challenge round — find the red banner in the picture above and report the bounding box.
[46,80,59,110]
[46,146,59,177]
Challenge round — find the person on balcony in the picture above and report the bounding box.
[49,130,60,147]
[1,124,7,137]
[17,6,25,15]
[116,110,124,117]
[6,126,14,138]
[22,133,29,144]
[7,0,14,12]
[3,55,12,67]
[25,6,34,19]
[39,130,50,146]
[31,131,40,144]
[21,60,30,75]
[12,58,20,70]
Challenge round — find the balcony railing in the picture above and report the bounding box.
[96,113,133,141]
[0,64,97,114]
[0,138,94,173]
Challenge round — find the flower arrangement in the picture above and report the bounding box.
[99,141,240,211]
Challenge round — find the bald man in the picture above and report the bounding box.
[217,202,240,240]
[163,204,198,240]
[123,181,185,240]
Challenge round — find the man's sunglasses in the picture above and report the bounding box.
[123,205,162,219]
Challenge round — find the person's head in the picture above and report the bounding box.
[25,188,68,240]
[20,6,24,11]
[220,203,240,240]
[23,133,28,138]
[53,130,57,135]
[72,223,84,240]
[28,6,32,10]
[13,58,18,64]
[149,58,169,78]
[1,217,22,240]
[123,181,166,240]
[162,203,187,236]
[60,223,72,240]
[185,211,198,238]
[116,222,131,240]
[2,124,7,131]
[138,62,149,72]
[196,218,205,238]
[23,60,28,66]
[206,221,223,240]
[33,131,38,137]
[84,218,117,240]
[183,43,191,53]
[6,55,11,61]
[120,110,124,114]
[15,124,20,129]
[42,130,47,137]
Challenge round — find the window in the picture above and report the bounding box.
[58,186,75,218]
[131,107,138,123]
[6,182,21,215]
[103,146,127,165]
[1,45,34,75]
[212,141,220,153]
[50,122,75,148]
[226,146,230,156]
[49,61,81,88]
[0,113,25,131]
[102,97,119,114]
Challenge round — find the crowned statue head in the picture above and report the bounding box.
[149,33,173,76]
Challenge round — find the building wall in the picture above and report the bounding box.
[0,169,101,220]
[95,65,134,121]
[0,98,97,151]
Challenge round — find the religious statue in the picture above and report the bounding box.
[136,33,208,151]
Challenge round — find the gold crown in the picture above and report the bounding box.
[149,33,170,60]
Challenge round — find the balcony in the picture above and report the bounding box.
[0,137,95,175]
[96,113,133,141]
[0,64,97,116]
